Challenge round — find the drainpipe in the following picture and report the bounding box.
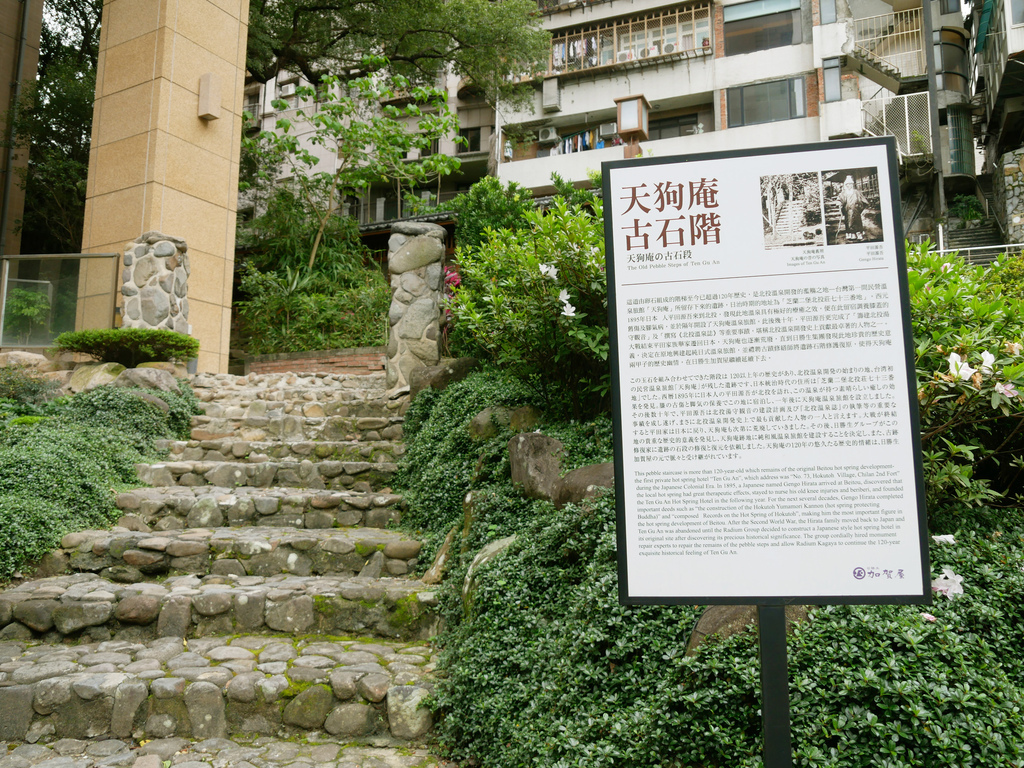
[921,0,947,221]
[0,0,32,259]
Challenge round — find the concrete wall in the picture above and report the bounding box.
[80,0,250,373]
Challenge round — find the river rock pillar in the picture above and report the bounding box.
[120,231,190,333]
[386,222,446,395]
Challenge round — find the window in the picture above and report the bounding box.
[647,113,700,140]
[820,0,836,23]
[458,128,482,153]
[940,0,959,14]
[724,0,802,56]
[727,77,806,127]
[823,58,841,103]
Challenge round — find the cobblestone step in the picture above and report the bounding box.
[0,739,446,768]
[58,526,422,581]
[0,634,436,747]
[191,371,388,402]
[136,460,397,492]
[0,573,439,644]
[115,487,404,531]
[157,438,403,465]
[189,415,403,443]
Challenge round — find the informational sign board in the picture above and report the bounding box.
[603,138,929,605]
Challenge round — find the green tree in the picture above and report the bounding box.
[246,0,550,107]
[241,67,462,271]
[2,0,102,254]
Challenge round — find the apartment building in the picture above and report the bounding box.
[495,0,970,241]
[240,71,495,228]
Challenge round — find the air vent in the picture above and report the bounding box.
[599,122,618,138]
[279,83,296,97]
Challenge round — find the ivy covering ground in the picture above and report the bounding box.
[0,371,201,580]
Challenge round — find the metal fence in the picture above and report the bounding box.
[862,91,932,160]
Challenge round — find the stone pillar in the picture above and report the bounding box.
[78,0,250,373]
[386,222,446,394]
[121,231,190,333]
[997,149,1024,244]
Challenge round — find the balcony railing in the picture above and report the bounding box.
[851,9,925,79]
[862,91,932,160]
[543,4,712,78]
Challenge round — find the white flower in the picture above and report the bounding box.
[558,289,570,303]
[995,381,1019,398]
[941,262,953,273]
[1005,342,1022,355]
[539,263,558,280]
[561,302,577,317]
[931,534,956,544]
[931,568,964,600]
[948,353,976,381]
[980,351,996,375]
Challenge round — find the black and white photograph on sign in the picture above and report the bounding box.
[760,172,823,249]
[824,167,883,245]
[603,138,929,606]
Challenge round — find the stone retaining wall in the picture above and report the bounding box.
[244,348,386,376]
[996,148,1024,244]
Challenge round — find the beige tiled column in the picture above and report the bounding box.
[79,0,249,373]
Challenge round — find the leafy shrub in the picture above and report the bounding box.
[448,198,609,417]
[397,370,540,560]
[448,176,534,251]
[907,244,1024,512]
[0,495,74,580]
[435,493,1024,768]
[0,365,59,419]
[52,328,199,367]
[234,263,390,355]
[51,382,200,443]
[2,287,51,343]
[947,193,984,225]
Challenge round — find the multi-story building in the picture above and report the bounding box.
[495,0,971,243]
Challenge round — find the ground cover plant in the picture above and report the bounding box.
[398,232,1024,765]
[0,378,201,581]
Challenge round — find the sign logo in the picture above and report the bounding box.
[853,567,866,580]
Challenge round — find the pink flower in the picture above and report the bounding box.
[920,612,937,622]
[995,382,1019,398]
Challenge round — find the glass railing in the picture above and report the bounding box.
[0,252,119,348]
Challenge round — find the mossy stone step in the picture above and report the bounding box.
[157,437,404,465]
[189,414,403,443]
[59,526,422,580]
[0,634,435,746]
[136,459,397,491]
[116,487,404,531]
[0,573,439,644]
[0,739,442,768]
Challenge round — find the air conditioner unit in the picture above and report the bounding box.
[663,42,676,54]
[599,122,618,138]
[617,51,630,63]
[538,126,559,144]
[279,83,296,97]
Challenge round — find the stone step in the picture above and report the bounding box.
[116,487,404,531]
[0,634,435,747]
[58,526,422,581]
[190,414,403,443]
[0,573,439,644]
[137,459,398,492]
[191,371,388,401]
[0,739,444,768]
[158,438,404,465]
[198,398,400,421]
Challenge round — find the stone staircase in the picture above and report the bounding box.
[0,372,450,768]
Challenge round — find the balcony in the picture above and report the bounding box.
[542,4,713,79]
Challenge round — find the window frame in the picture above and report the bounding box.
[726,77,807,128]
